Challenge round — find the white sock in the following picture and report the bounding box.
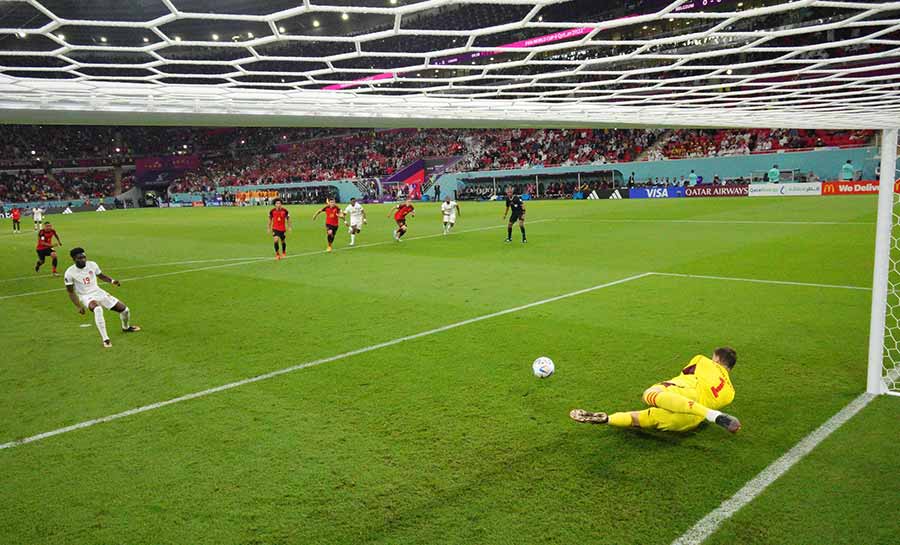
[350,233,355,244]
[93,306,109,341]
[119,306,130,329]
[705,409,722,423]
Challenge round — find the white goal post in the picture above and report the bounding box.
[867,128,900,397]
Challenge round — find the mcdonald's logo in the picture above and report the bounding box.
[894,180,900,194]
[823,184,836,194]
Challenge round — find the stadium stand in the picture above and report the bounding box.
[0,126,876,203]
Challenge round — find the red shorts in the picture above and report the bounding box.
[395,218,407,227]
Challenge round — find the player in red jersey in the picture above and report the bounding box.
[35,221,62,275]
[11,207,21,233]
[312,197,344,252]
[267,198,292,260]
[391,199,415,242]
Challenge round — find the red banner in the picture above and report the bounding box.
[822,180,879,196]
[684,184,749,198]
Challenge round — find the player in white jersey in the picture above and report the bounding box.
[32,207,44,230]
[440,196,460,235]
[343,197,367,246]
[64,247,141,348]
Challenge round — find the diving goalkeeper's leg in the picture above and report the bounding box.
[643,386,741,433]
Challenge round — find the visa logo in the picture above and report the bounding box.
[644,188,669,198]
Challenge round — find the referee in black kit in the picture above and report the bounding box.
[503,186,526,244]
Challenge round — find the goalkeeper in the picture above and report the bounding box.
[570,347,741,433]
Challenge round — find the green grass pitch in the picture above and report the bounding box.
[1,197,897,545]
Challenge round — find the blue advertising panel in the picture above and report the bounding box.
[629,187,685,199]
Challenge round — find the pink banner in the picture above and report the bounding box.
[324,26,598,91]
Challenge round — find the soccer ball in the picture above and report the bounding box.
[532,357,555,378]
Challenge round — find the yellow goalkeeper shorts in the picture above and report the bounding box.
[640,408,704,432]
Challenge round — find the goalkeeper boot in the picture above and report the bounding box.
[714,413,741,433]
[569,409,608,424]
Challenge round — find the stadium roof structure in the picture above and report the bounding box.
[0,0,898,129]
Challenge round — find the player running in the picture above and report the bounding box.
[35,221,62,276]
[570,347,741,433]
[441,196,460,235]
[11,207,21,233]
[312,198,343,252]
[64,247,141,348]
[32,206,44,231]
[391,199,415,242]
[503,187,526,243]
[268,198,292,260]
[344,197,367,246]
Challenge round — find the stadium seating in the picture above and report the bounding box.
[0,126,875,203]
[653,129,873,160]
[0,170,132,203]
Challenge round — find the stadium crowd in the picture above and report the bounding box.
[648,129,873,160]
[0,170,132,203]
[0,125,876,204]
[164,128,655,194]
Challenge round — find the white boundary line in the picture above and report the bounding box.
[671,392,876,545]
[656,270,875,543]
[3,215,863,283]
[0,220,551,301]
[649,272,870,291]
[0,256,273,283]
[0,271,650,451]
[568,219,874,226]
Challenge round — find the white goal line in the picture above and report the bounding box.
[671,392,875,545]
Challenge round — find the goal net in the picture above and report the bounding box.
[0,0,898,128]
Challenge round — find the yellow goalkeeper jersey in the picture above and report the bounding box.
[665,355,735,410]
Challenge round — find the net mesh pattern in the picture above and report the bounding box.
[0,0,898,127]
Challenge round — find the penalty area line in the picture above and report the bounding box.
[649,272,869,291]
[0,261,637,451]
[566,218,874,226]
[671,392,875,545]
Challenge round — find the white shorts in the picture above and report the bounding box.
[444,215,456,224]
[349,221,363,230]
[79,290,120,310]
